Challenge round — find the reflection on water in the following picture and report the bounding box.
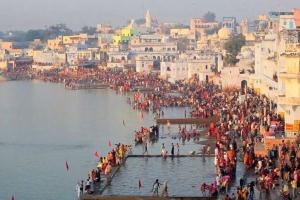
[0,142,89,150]
[102,157,216,197]
[0,81,200,200]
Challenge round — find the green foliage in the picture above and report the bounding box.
[45,24,73,38]
[203,11,216,22]
[5,24,73,42]
[25,29,46,41]
[81,26,97,35]
[224,34,246,66]
[177,37,190,52]
[205,25,221,35]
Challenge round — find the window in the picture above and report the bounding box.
[205,65,208,69]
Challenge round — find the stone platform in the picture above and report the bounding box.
[156,117,219,125]
[81,195,216,200]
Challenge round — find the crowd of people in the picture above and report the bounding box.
[134,125,159,145]
[28,67,300,199]
[76,143,131,199]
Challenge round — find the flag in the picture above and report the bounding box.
[108,140,112,147]
[11,195,15,200]
[138,179,142,189]
[95,151,100,158]
[65,161,69,171]
[140,112,144,121]
[241,112,245,123]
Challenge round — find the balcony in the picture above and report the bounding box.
[279,72,300,79]
[278,95,300,105]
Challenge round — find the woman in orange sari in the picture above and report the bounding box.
[227,149,235,162]
[243,152,250,169]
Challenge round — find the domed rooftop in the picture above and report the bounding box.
[218,27,231,40]
[244,32,256,41]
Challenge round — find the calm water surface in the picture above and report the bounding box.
[0,81,214,200]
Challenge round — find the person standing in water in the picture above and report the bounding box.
[176,143,180,155]
[161,143,165,155]
[171,143,174,158]
[161,180,168,197]
[143,142,148,155]
[166,120,171,132]
[152,179,161,196]
[76,182,81,199]
[80,180,84,196]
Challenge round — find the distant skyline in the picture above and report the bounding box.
[0,0,299,31]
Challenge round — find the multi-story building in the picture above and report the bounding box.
[62,34,88,45]
[170,28,191,39]
[250,9,300,138]
[47,37,63,51]
[96,24,113,34]
[190,18,219,36]
[294,9,300,28]
[129,34,178,71]
[160,51,223,83]
[32,50,66,70]
[0,41,13,50]
[135,56,154,73]
[278,37,300,137]
[252,33,279,99]
[222,17,237,33]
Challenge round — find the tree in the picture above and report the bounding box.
[177,37,190,53]
[224,34,246,66]
[25,29,46,41]
[45,24,73,39]
[203,11,216,22]
[205,25,221,35]
[81,26,97,35]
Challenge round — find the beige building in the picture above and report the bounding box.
[170,28,191,39]
[32,50,66,70]
[47,37,63,51]
[0,41,13,50]
[136,56,153,73]
[62,34,88,45]
[252,33,279,98]
[278,43,300,137]
[160,52,223,83]
[190,18,219,36]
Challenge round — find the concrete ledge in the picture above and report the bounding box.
[156,117,219,125]
[82,195,216,200]
[127,154,215,158]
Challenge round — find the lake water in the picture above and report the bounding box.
[0,81,215,200]
[102,157,216,197]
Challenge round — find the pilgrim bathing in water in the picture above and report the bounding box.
[152,179,161,196]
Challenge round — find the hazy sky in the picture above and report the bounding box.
[0,0,299,31]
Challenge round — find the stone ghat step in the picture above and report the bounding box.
[81,195,216,200]
[127,154,215,158]
[156,117,219,125]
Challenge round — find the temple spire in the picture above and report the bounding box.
[145,10,152,28]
